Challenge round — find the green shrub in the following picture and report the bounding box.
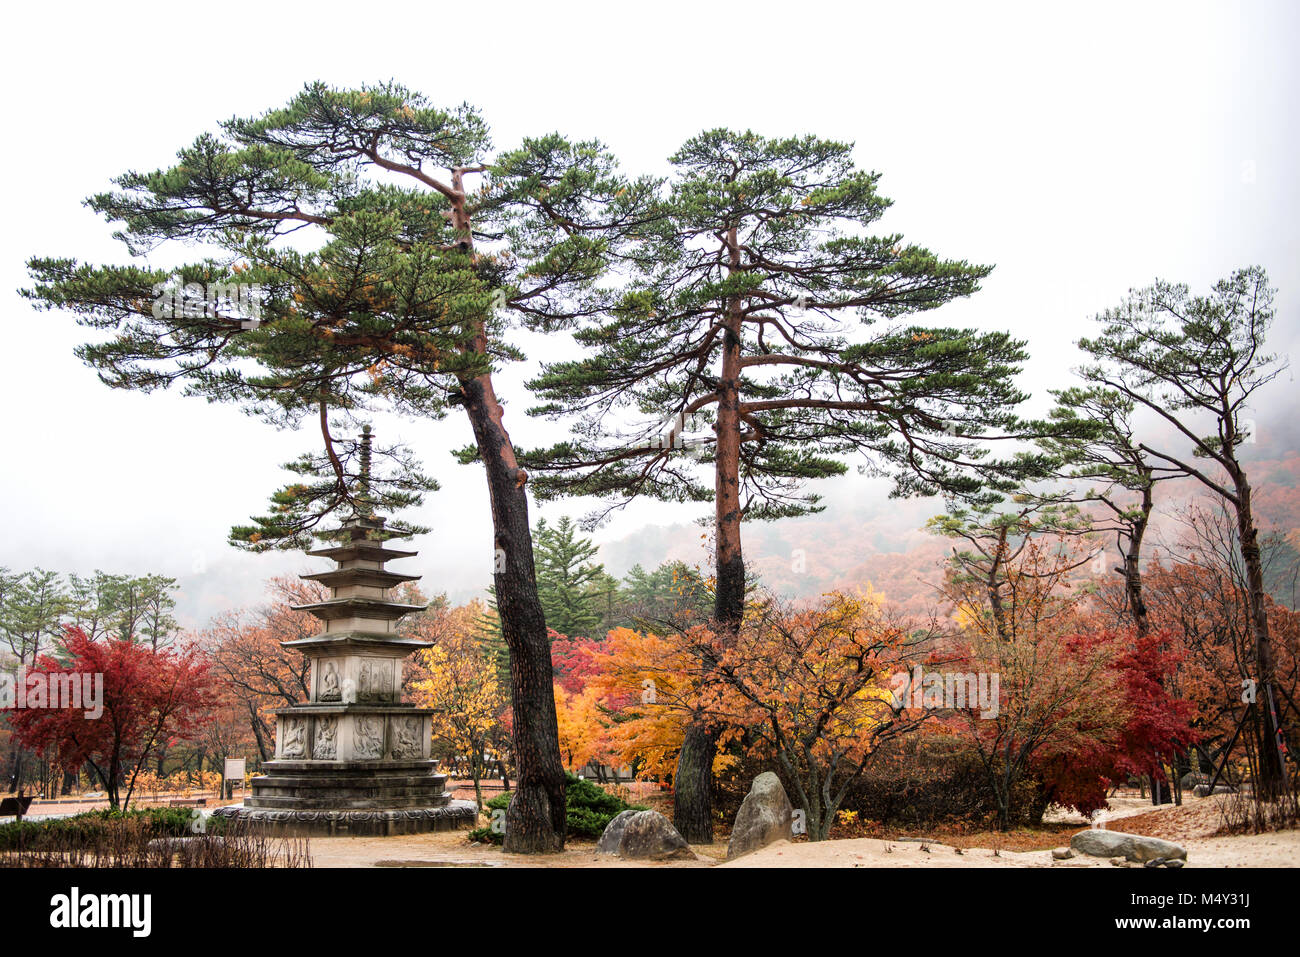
[565,774,620,814]
[0,807,221,852]
[466,825,501,845]
[564,773,647,838]
[470,774,647,844]
[566,807,615,840]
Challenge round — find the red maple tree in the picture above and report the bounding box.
[1034,628,1199,815]
[10,628,216,809]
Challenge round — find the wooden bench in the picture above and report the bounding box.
[0,795,35,821]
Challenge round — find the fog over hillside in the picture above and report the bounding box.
[128,419,1300,634]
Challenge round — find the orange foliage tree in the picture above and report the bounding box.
[588,626,706,783]
[199,577,318,762]
[592,592,928,841]
[552,683,616,775]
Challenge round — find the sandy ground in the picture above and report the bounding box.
[18,785,1295,868]
[721,830,1300,868]
[297,791,1299,868]
[307,830,718,868]
[300,827,1298,869]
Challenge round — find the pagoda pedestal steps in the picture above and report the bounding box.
[213,510,476,837]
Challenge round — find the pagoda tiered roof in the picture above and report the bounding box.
[283,426,431,642]
[305,541,418,563]
[291,595,427,622]
[280,630,434,651]
[300,567,422,590]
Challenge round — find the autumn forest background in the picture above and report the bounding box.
[2,56,1298,859]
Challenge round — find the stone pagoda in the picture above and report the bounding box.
[215,428,475,837]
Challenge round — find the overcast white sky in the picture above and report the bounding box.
[1,0,1296,628]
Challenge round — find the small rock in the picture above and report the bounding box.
[1144,858,1166,868]
[1166,859,1185,869]
[1193,784,1236,797]
[1051,847,1073,860]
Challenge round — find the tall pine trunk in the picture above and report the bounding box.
[1123,485,1169,804]
[1125,484,1152,640]
[460,374,567,851]
[986,528,1011,641]
[1232,477,1288,798]
[448,172,567,852]
[672,240,745,844]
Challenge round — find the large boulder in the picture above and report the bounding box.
[1070,828,1187,863]
[727,772,794,860]
[596,809,639,855]
[597,810,695,860]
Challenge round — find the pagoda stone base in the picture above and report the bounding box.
[213,759,476,837]
[245,758,454,808]
[212,801,476,837]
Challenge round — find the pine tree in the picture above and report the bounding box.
[1044,388,1188,639]
[620,561,715,629]
[927,495,1092,642]
[534,516,604,638]
[476,587,511,688]
[1075,266,1292,797]
[0,568,68,667]
[522,130,1050,840]
[0,568,69,791]
[23,82,654,852]
[584,569,624,637]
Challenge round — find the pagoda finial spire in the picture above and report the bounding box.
[358,425,373,517]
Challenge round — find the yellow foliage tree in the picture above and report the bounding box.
[552,683,615,774]
[409,599,508,811]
